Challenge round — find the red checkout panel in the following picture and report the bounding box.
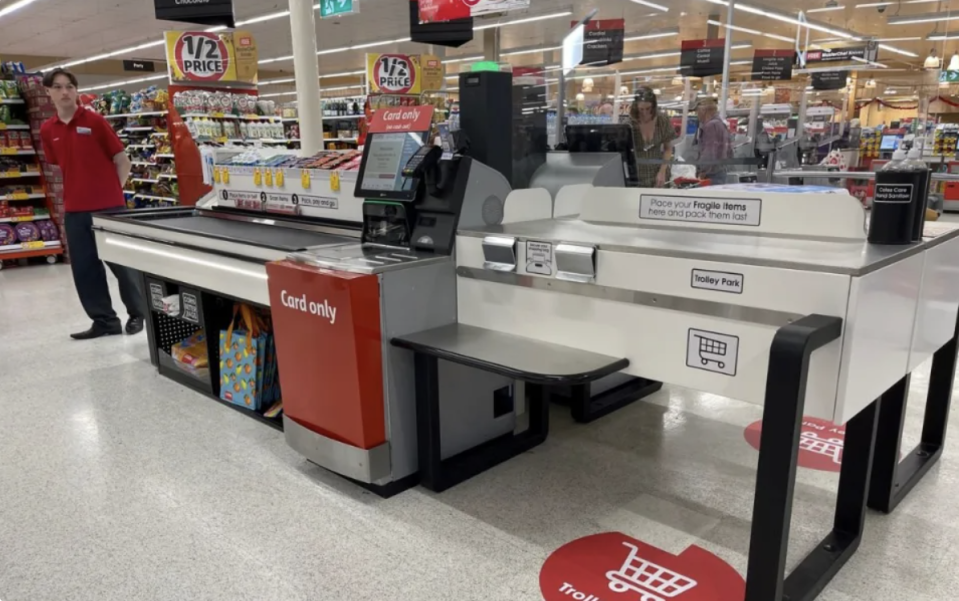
[266,261,386,451]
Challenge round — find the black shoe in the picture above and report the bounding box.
[70,324,122,340]
[125,316,145,335]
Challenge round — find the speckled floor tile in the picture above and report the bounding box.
[1,264,958,601]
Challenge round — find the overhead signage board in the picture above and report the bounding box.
[578,19,625,68]
[154,0,235,28]
[418,0,470,22]
[941,70,959,83]
[464,0,530,17]
[805,45,878,64]
[811,70,848,91]
[165,31,258,84]
[681,39,725,78]
[123,60,156,73]
[751,49,793,81]
[366,53,443,95]
[320,0,358,19]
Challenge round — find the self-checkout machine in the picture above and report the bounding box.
[266,106,515,494]
[450,187,959,599]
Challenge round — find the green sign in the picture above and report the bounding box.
[320,0,356,18]
[940,70,959,83]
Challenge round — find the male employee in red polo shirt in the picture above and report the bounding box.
[40,69,144,340]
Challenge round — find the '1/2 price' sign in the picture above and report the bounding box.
[173,32,231,82]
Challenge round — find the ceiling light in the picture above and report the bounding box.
[628,0,669,10]
[874,37,922,42]
[0,0,42,19]
[878,44,919,57]
[446,54,485,62]
[807,5,845,13]
[474,11,573,31]
[706,19,762,35]
[703,0,860,39]
[501,46,561,57]
[259,78,297,86]
[321,70,365,78]
[236,10,290,26]
[624,30,680,41]
[80,74,167,93]
[889,12,959,25]
[856,0,939,6]
[764,33,796,42]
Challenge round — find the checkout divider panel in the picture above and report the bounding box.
[909,240,959,372]
[266,260,386,451]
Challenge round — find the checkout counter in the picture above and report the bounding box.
[390,187,959,600]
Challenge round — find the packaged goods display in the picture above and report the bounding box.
[219,149,363,171]
[174,90,276,118]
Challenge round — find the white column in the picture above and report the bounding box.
[613,71,623,123]
[289,0,323,156]
[719,0,736,119]
[484,28,501,62]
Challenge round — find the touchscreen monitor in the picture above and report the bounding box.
[355,131,426,201]
[880,134,902,151]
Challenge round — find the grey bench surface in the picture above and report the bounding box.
[391,323,628,385]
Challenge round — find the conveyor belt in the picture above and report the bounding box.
[145,215,351,251]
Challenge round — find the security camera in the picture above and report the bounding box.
[877,5,886,12]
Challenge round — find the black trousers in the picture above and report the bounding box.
[64,211,145,328]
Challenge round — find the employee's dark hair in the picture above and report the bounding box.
[629,86,658,121]
[42,68,78,88]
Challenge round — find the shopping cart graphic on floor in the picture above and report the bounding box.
[695,335,728,369]
[799,431,844,465]
[606,542,699,601]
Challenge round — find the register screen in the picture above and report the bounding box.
[360,132,424,193]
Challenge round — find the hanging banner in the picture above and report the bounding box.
[812,70,848,91]
[463,0,529,17]
[418,0,470,22]
[165,31,258,84]
[806,44,878,64]
[578,19,626,68]
[366,53,443,95]
[752,49,794,81]
[154,0,234,29]
[680,39,726,77]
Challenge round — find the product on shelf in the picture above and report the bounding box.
[14,221,39,242]
[219,148,363,171]
[172,331,210,378]
[0,224,15,245]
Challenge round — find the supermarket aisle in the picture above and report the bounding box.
[2,265,959,601]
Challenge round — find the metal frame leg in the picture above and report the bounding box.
[745,314,881,601]
[868,310,958,513]
[568,377,664,424]
[414,353,550,493]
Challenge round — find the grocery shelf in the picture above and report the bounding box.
[0,213,52,223]
[0,149,36,155]
[131,178,160,184]
[0,99,25,105]
[125,126,156,132]
[154,153,176,159]
[135,194,178,202]
[0,171,41,179]
[104,111,168,120]
[158,174,177,179]
[281,115,364,121]
[0,124,30,130]
[131,161,158,167]
[2,193,45,201]
[128,144,156,149]
[323,138,359,143]
[0,240,62,254]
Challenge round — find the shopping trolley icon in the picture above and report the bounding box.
[606,543,699,601]
[800,431,844,465]
[695,334,728,369]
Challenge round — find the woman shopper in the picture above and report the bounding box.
[630,87,677,188]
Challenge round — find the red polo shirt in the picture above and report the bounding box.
[40,108,126,213]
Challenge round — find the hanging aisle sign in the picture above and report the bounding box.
[154,0,235,28]
[165,31,259,84]
[320,0,358,19]
[812,70,848,91]
[579,19,626,68]
[418,0,470,22]
[806,44,878,64]
[751,49,794,81]
[366,53,443,95]
[464,0,529,17]
[680,39,725,77]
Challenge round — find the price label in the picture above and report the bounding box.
[330,170,341,192]
[253,168,262,186]
[10,215,34,222]
[301,169,311,190]
[222,167,230,185]
[7,193,28,200]
[0,147,18,155]
[264,169,274,187]
[211,112,226,119]
[0,123,6,130]
[213,166,222,183]
[276,169,285,187]
[2,171,21,178]
[21,241,44,250]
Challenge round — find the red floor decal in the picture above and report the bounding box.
[540,532,745,601]
[744,416,845,472]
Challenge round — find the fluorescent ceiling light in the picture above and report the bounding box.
[702,0,860,39]
[856,0,938,6]
[707,19,762,35]
[628,0,669,11]
[0,0,42,19]
[55,40,166,69]
[236,10,290,26]
[874,37,922,41]
[474,10,572,31]
[764,33,795,42]
[624,30,680,41]
[501,46,561,57]
[889,12,959,25]
[807,5,845,11]
[317,47,349,56]
[878,43,919,57]
[928,33,959,40]
[446,54,485,62]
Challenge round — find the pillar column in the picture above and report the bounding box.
[719,0,736,119]
[484,28,501,62]
[289,0,323,155]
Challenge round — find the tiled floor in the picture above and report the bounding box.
[1,263,957,601]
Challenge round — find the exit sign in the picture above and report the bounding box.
[320,0,357,18]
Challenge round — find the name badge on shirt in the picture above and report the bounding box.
[77,127,93,135]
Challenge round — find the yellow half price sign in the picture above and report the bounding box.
[330,171,341,192]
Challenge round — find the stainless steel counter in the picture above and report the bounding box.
[458,219,959,276]
[288,243,450,274]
